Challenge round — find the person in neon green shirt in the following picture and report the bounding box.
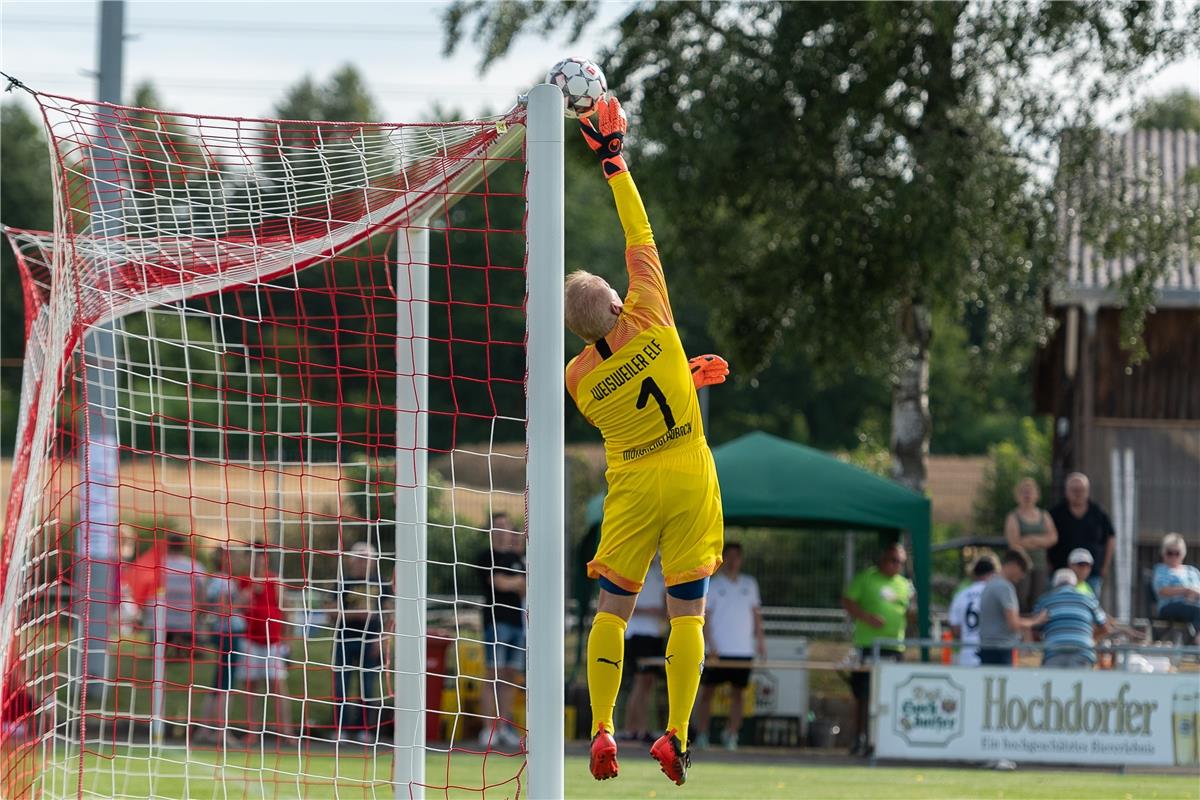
[1068,548,1096,597]
[841,543,915,755]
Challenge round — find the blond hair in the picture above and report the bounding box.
[564,270,619,342]
[1161,532,1187,557]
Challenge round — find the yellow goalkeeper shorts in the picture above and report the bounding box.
[588,439,724,592]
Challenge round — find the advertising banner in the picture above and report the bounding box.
[873,663,1199,767]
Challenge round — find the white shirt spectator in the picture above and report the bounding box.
[947,581,987,666]
[206,573,247,634]
[706,573,761,658]
[626,560,666,638]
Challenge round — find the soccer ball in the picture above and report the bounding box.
[546,57,607,119]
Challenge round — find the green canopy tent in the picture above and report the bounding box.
[575,431,932,661]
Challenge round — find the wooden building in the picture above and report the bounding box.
[1034,128,1199,618]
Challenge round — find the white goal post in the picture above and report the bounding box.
[524,82,567,800]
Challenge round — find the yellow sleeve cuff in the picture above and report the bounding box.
[608,171,654,247]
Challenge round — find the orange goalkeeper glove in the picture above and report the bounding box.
[579,95,628,179]
[689,355,729,389]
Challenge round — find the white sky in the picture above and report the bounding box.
[0,0,628,121]
[0,1,1195,124]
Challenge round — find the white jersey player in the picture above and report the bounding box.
[947,557,997,667]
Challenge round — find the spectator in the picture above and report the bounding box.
[694,542,765,752]
[1067,548,1096,598]
[841,543,914,755]
[334,540,392,743]
[977,551,1046,666]
[478,512,526,749]
[618,555,666,744]
[1033,569,1110,668]
[235,542,293,739]
[197,543,247,744]
[948,556,997,666]
[119,527,167,630]
[1048,473,1114,597]
[1151,533,1200,641]
[116,523,141,638]
[160,532,207,648]
[1004,478,1058,611]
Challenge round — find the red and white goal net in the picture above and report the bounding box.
[0,87,552,799]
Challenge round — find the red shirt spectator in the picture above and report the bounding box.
[237,573,285,646]
[120,539,168,608]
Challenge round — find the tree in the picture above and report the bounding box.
[274,65,380,123]
[121,82,227,237]
[0,102,54,453]
[972,418,1052,537]
[1134,88,1200,130]
[444,0,1199,491]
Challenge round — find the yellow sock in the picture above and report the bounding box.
[587,611,627,737]
[665,615,705,752]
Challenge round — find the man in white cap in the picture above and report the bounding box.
[1033,568,1110,668]
[1067,548,1096,598]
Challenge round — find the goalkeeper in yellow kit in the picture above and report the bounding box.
[564,95,728,787]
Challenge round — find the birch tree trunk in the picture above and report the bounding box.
[890,300,932,493]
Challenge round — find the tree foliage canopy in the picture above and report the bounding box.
[442,0,1199,475]
[0,102,54,447]
[447,0,1198,376]
[1133,87,1200,129]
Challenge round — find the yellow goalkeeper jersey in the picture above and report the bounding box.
[564,174,705,470]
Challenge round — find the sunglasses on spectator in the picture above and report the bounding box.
[1165,550,1183,557]
[884,556,905,565]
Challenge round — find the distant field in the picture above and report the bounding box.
[15,747,1199,799]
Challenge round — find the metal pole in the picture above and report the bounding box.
[525,83,565,800]
[843,532,856,590]
[151,600,166,744]
[1118,448,1135,622]
[393,226,430,798]
[97,1,123,103]
[78,0,125,699]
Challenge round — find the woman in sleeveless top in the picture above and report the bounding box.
[1004,477,1058,612]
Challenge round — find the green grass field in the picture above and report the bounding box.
[20,747,1199,799]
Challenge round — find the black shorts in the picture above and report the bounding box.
[850,648,903,700]
[625,634,665,680]
[978,647,1014,666]
[701,656,753,688]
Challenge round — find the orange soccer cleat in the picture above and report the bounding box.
[649,729,690,786]
[589,723,620,781]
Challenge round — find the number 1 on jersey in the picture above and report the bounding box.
[637,377,676,431]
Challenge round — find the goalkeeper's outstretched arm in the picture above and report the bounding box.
[609,173,653,248]
[565,93,679,346]
[578,95,654,250]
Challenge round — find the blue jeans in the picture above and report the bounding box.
[1159,601,1200,627]
[334,636,382,735]
[1043,651,1094,669]
[483,621,526,671]
[1086,575,1103,597]
[214,632,241,691]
